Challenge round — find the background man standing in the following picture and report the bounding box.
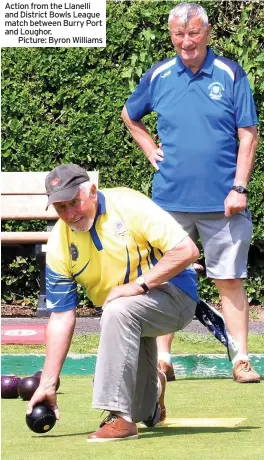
[122,2,259,383]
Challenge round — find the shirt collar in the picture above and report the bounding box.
[88,191,106,244]
[70,190,106,237]
[175,46,215,75]
[96,190,106,217]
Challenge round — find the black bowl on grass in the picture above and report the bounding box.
[1,375,21,399]
[18,376,40,401]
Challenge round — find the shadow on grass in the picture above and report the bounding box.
[168,377,232,381]
[34,425,260,438]
[32,432,89,438]
[138,425,261,439]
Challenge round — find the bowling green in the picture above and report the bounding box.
[1,377,263,460]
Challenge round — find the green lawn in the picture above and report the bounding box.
[1,376,263,460]
[2,332,264,355]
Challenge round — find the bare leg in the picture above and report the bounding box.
[156,333,174,353]
[214,279,248,354]
[214,278,260,383]
[157,333,175,381]
[157,263,203,380]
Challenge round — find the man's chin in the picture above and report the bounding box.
[181,50,196,60]
[69,219,94,232]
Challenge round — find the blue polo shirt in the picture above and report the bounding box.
[125,47,258,212]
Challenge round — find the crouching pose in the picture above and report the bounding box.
[27,164,200,442]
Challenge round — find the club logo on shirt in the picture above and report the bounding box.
[70,243,79,261]
[208,82,224,100]
[113,220,127,237]
[161,70,171,79]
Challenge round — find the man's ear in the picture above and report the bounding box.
[89,183,97,199]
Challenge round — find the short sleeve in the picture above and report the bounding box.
[125,70,153,121]
[234,75,258,128]
[45,222,78,313]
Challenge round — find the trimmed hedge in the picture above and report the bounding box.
[1,1,264,307]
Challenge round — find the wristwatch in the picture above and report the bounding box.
[135,275,149,293]
[232,185,248,194]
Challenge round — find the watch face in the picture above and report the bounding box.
[136,276,144,285]
[233,185,247,194]
[135,275,149,293]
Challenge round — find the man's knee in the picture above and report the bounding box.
[214,278,244,292]
[101,298,133,329]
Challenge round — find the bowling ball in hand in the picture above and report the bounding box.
[18,376,40,401]
[33,371,60,391]
[1,375,21,399]
[26,404,56,433]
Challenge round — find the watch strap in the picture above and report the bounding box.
[232,185,248,194]
[136,276,149,293]
[139,282,149,293]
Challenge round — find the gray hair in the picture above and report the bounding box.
[168,3,208,27]
[79,180,94,193]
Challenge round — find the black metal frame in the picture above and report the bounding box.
[35,243,50,317]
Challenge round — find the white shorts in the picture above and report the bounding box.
[169,210,253,279]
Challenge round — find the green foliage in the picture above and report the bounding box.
[198,275,220,304]
[245,267,264,305]
[1,256,39,306]
[1,0,263,307]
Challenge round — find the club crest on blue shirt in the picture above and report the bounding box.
[70,243,79,261]
[161,70,171,79]
[208,82,224,100]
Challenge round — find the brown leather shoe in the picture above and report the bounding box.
[87,414,138,442]
[158,360,175,382]
[232,360,261,383]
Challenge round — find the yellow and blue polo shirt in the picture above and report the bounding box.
[46,188,198,312]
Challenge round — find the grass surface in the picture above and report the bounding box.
[2,332,264,355]
[2,376,263,460]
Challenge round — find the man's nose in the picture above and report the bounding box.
[182,34,193,46]
[66,207,76,219]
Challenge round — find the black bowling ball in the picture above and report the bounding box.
[18,376,39,401]
[26,404,56,433]
[1,375,21,399]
